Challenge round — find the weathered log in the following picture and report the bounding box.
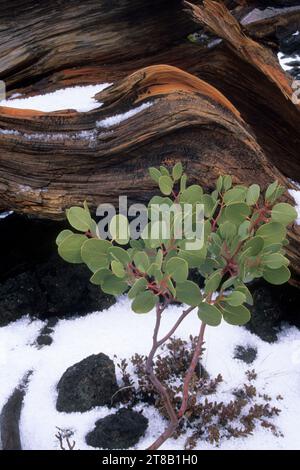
[184,1,300,181]
[1,0,299,97]
[0,0,196,92]
[0,64,289,215]
[1,64,299,282]
[0,1,300,280]
[1,0,299,182]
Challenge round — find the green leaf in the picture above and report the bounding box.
[56,229,73,246]
[109,214,129,245]
[160,165,170,176]
[159,175,173,195]
[166,278,176,297]
[133,251,150,272]
[165,257,188,283]
[243,236,264,256]
[263,266,291,285]
[262,253,289,269]
[216,176,223,193]
[155,249,163,268]
[90,268,111,285]
[178,246,207,268]
[223,187,246,205]
[66,206,92,232]
[180,174,187,192]
[58,234,86,264]
[222,304,251,326]
[198,303,222,326]
[225,291,246,307]
[223,175,232,192]
[238,220,251,240]
[81,238,111,272]
[147,263,160,277]
[132,291,158,313]
[128,278,148,299]
[221,276,237,291]
[180,185,203,203]
[201,194,216,218]
[149,167,161,183]
[172,162,183,181]
[225,203,250,224]
[108,246,130,266]
[111,260,126,278]
[83,200,91,215]
[234,283,253,306]
[271,203,297,226]
[246,184,260,206]
[256,222,286,245]
[204,270,222,294]
[101,275,128,296]
[219,221,237,241]
[176,281,202,306]
[265,181,278,203]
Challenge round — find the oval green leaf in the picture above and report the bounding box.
[198,303,222,326]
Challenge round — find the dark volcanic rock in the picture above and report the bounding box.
[0,214,115,326]
[86,409,148,449]
[0,373,31,450]
[234,345,257,364]
[248,280,300,342]
[36,334,53,346]
[56,353,118,413]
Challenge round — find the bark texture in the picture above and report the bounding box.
[0,0,300,279]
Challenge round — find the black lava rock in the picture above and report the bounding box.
[56,353,118,413]
[86,409,148,449]
[234,345,257,364]
[247,280,300,342]
[0,214,115,326]
[36,335,53,347]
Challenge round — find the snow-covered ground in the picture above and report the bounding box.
[0,84,111,112]
[1,297,300,450]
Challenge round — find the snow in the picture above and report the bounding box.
[0,84,112,112]
[241,7,300,25]
[0,211,13,219]
[96,102,153,129]
[288,189,300,224]
[278,52,295,72]
[1,297,300,450]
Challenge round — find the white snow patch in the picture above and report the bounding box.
[278,52,294,71]
[1,298,300,449]
[278,52,300,72]
[0,211,13,219]
[0,129,20,136]
[0,83,112,112]
[288,189,300,224]
[0,316,44,411]
[96,102,153,129]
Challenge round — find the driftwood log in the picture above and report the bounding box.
[0,0,300,279]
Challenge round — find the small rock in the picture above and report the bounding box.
[47,317,59,328]
[56,353,118,412]
[86,409,148,449]
[36,334,53,346]
[40,325,54,335]
[234,345,257,364]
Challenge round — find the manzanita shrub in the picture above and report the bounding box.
[56,162,297,449]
